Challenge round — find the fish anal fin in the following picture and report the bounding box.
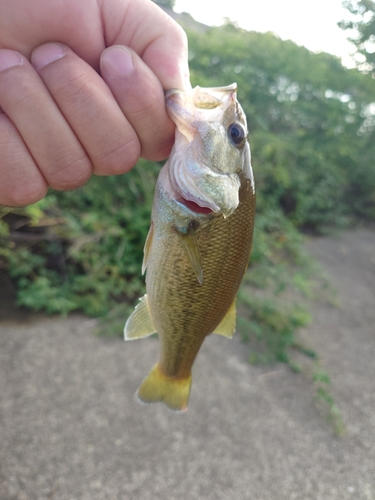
[213,299,236,338]
[124,294,156,340]
[137,363,192,412]
[176,228,203,284]
[142,222,154,275]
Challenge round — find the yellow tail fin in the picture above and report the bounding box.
[137,364,192,412]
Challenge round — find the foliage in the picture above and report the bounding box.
[339,0,375,75]
[312,365,347,436]
[0,161,158,316]
[186,24,375,226]
[152,0,175,10]
[237,209,314,363]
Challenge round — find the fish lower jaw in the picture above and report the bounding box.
[176,196,215,215]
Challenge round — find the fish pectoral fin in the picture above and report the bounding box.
[142,222,154,275]
[137,363,192,412]
[124,294,157,340]
[176,228,203,284]
[213,299,236,338]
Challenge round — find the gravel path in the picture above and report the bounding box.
[0,228,374,500]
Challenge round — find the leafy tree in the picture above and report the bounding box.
[339,0,375,74]
[152,0,175,10]
[186,25,375,224]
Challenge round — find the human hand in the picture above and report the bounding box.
[0,0,189,206]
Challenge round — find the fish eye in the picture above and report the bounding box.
[227,123,246,147]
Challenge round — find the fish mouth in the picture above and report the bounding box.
[176,196,214,214]
[167,156,222,215]
[170,165,238,218]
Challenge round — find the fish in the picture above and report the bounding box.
[124,83,255,412]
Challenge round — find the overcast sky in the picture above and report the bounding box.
[174,0,356,67]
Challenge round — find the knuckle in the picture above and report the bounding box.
[142,137,173,162]
[129,98,160,126]
[95,136,140,175]
[47,152,92,191]
[124,103,174,161]
[54,73,94,109]
[5,179,47,207]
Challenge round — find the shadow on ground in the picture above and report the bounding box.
[0,272,30,323]
[1,229,374,500]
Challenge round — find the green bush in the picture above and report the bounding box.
[0,161,158,315]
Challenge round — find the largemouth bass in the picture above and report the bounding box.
[124,83,255,412]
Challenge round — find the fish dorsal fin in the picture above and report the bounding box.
[176,229,203,284]
[142,222,154,275]
[213,299,236,338]
[124,294,157,340]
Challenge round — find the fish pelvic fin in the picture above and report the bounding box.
[137,364,192,412]
[124,294,157,340]
[213,299,236,338]
[176,228,203,284]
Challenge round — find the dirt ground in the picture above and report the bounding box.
[0,227,374,500]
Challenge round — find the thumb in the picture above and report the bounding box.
[102,0,191,91]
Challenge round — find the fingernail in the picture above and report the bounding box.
[101,46,134,77]
[0,50,24,72]
[32,43,66,70]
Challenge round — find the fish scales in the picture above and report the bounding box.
[148,175,254,378]
[124,84,255,411]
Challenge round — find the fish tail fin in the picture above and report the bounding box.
[137,363,192,412]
